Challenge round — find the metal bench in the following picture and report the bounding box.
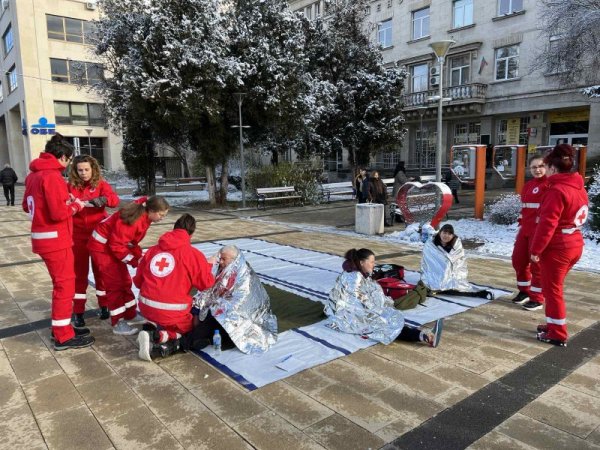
[256,186,303,210]
[320,181,355,202]
[155,177,207,189]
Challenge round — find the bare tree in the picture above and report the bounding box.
[537,0,600,93]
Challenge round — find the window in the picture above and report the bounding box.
[497,117,529,145]
[303,1,321,20]
[378,19,392,48]
[548,36,567,74]
[46,15,92,44]
[377,4,381,12]
[495,45,519,80]
[3,24,13,55]
[453,0,473,28]
[7,65,17,93]
[453,122,481,145]
[50,58,104,85]
[54,101,106,126]
[450,54,470,86]
[64,137,105,166]
[411,64,428,92]
[412,7,429,40]
[498,0,523,15]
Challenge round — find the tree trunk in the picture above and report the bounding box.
[146,141,157,196]
[218,160,229,206]
[205,165,217,206]
[181,157,191,178]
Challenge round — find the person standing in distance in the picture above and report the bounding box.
[530,144,589,347]
[1,163,18,206]
[22,134,94,350]
[510,155,548,311]
[68,155,120,327]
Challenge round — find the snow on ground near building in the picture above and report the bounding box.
[120,189,242,207]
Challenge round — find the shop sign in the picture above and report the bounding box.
[506,118,520,144]
[548,109,590,123]
[27,117,56,135]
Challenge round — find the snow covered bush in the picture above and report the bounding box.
[247,162,323,205]
[585,164,600,242]
[487,193,521,225]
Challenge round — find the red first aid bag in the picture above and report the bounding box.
[377,277,416,300]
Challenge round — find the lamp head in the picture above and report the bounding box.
[429,40,455,58]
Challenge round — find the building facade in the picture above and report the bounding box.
[0,0,123,180]
[290,0,600,175]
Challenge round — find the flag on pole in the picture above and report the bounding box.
[478,56,488,75]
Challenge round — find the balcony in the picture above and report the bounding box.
[403,83,487,119]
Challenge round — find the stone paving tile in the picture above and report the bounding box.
[36,405,113,450]
[158,352,227,389]
[374,383,445,424]
[425,363,490,392]
[55,348,116,386]
[304,413,385,450]
[191,378,267,426]
[284,367,336,395]
[353,343,441,373]
[559,356,600,399]
[312,383,399,432]
[23,373,84,418]
[0,402,47,449]
[251,381,334,430]
[587,425,600,446]
[313,359,393,397]
[469,430,536,449]
[434,385,474,408]
[0,350,28,409]
[495,413,599,449]
[374,414,421,445]
[235,411,325,450]
[2,332,63,385]
[520,384,600,439]
[102,404,184,449]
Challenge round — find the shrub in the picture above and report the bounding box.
[585,164,600,242]
[487,193,521,225]
[246,162,324,205]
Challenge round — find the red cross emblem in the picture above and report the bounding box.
[574,205,589,227]
[150,252,175,277]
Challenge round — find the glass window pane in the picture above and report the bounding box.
[497,47,508,58]
[415,8,427,19]
[54,102,71,124]
[451,70,460,86]
[463,66,470,83]
[496,60,506,80]
[47,15,64,39]
[83,21,96,43]
[422,15,429,36]
[508,45,518,56]
[88,104,105,126]
[50,58,68,82]
[86,64,103,84]
[508,58,518,78]
[513,0,523,11]
[70,103,89,125]
[499,0,510,15]
[65,18,83,43]
[68,60,87,84]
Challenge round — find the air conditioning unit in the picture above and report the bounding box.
[85,1,97,10]
[430,75,440,86]
[430,66,440,76]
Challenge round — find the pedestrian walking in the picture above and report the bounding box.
[1,163,18,206]
[68,155,120,327]
[530,144,589,347]
[22,133,94,350]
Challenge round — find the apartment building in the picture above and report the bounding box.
[290,0,599,174]
[0,0,123,180]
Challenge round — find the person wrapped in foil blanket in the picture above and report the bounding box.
[193,245,277,354]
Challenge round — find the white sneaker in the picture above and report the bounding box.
[127,313,146,325]
[137,331,152,361]
[113,319,139,336]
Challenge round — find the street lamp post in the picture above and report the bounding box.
[232,93,250,208]
[84,128,93,157]
[429,40,455,182]
[416,107,428,178]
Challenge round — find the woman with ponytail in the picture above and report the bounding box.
[89,195,169,335]
[22,133,95,350]
[68,155,119,327]
[530,144,589,347]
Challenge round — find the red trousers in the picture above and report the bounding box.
[90,250,137,326]
[41,248,76,343]
[73,238,107,314]
[539,244,583,342]
[139,303,193,343]
[511,232,544,303]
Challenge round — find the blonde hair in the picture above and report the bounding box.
[119,195,169,225]
[68,155,103,189]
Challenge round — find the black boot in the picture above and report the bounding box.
[72,313,86,328]
[99,306,110,320]
[158,339,182,358]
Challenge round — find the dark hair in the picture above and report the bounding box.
[44,133,74,159]
[344,248,374,274]
[119,195,169,225]
[544,144,574,173]
[174,213,196,235]
[434,224,457,249]
[68,155,103,189]
[393,161,406,177]
[528,154,544,166]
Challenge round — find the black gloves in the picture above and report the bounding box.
[89,196,108,207]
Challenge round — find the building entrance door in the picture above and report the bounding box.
[548,134,588,146]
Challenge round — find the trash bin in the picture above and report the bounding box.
[355,203,384,235]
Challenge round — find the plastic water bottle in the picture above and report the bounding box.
[213,330,221,355]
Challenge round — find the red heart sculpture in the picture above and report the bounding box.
[395,181,453,228]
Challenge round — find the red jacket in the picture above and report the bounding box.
[68,180,120,241]
[133,229,215,319]
[530,172,589,255]
[518,176,548,237]
[88,198,150,266]
[22,153,81,254]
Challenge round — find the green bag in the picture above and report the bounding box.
[393,280,428,310]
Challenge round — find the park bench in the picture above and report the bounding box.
[320,181,355,203]
[155,177,207,189]
[256,186,303,210]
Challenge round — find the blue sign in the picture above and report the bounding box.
[29,117,56,135]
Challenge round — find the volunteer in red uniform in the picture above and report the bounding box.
[22,134,95,350]
[510,155,548,311]
[68,155,120,327]
[530,144,589,347]
[134,213,215,361]
[89,195,169,335]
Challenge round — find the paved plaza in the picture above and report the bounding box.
[0,186,599,450]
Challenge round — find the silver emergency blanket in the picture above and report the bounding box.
[420,237,473,292]
[193,252,277,354]
[324,270,405,345]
